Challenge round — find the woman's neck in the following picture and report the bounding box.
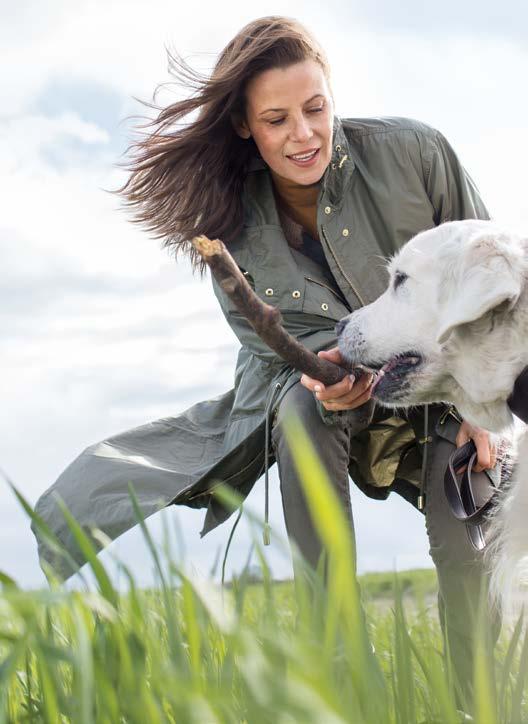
[270,169,320,241]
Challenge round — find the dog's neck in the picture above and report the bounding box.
[508,366,528,423]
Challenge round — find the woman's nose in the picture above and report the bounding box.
[290,116,312,143]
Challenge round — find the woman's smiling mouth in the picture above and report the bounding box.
[286,148,320,166]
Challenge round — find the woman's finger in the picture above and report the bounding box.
[318,376,356,398]
[455,428,471,448]
[300,373,326,392]
[321,387,373,411]
[472,432,492,472]
[317,347,343,364]
[301,371,355,397]
[313,375,355,400]
[317,372,373,403]
[473,441,497,472]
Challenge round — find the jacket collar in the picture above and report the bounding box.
[321,116,356,207]
[507,366,528,423]
[246,116,355,208]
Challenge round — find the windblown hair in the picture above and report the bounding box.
[115,16,330,273]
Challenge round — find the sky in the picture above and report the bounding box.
[1,0,527,589]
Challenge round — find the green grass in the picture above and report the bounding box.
[1,415,526,723]
[2,566,524,723]
[359,568,438,601]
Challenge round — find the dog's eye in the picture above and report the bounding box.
[393,271,408,291]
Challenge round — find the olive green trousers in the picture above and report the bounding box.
[271,381,501,710]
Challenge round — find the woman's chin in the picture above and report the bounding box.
[283,166,325,186]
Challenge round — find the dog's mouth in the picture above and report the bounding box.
[369,352,424,401]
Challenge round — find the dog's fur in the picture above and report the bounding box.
[337,219,528,616]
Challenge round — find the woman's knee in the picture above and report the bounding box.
[273,381,322,432]
[272,382,351,459]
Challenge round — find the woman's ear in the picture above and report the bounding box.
[232,113,251,140]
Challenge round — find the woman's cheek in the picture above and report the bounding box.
[262,135,287,167]
[253,127,278,158]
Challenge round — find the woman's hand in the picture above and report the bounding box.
[456,419,497,472]
[300,347,374,411]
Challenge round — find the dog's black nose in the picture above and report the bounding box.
[335,319,347,337]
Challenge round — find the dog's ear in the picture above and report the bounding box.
[436,235,522,344]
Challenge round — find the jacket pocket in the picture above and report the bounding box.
[302,276,351,320]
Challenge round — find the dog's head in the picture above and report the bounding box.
[337,219,527,431]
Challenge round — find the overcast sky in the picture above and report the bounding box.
[2,0,527,589]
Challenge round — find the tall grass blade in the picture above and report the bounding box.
[392,573,416,724]
[408,634,459,724]
[510,628,528,724]
[128,483,168,588]
[128,484,185,668]
[283,412,388,722]
[0,572,18,590]
[72,605,95,724]
[7,482,82,582]
[473,588,498,724]
[498,608,523,718]
[55,498,118,608]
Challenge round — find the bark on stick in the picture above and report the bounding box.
[192,235,351,386]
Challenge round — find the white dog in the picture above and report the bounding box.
[337,219,528,616]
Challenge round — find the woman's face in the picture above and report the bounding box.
[236,59,334,185]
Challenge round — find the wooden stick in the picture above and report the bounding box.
[192,235,353,386]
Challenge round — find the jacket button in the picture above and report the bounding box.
[321,303,329,311]
[265,288,274,296]
[342,228,349,237]
[292,290,301,299]
[324,206,332,215]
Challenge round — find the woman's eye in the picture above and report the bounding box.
[268,106,324,125]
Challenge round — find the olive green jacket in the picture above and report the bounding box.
[32,116,489,579]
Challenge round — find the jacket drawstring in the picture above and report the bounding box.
[221,506,243,588]
[221,380,282,588]
[418,404,431,510]
[263,382,283,545]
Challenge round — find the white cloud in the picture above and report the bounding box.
[1,111,109,170]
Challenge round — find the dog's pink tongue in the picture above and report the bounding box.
[371,356,421,393]
[382,357,401,374]
[371,356,411,393]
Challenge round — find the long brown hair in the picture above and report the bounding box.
[115,16,330,273]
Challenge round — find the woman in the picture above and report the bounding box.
[33,16,501,702]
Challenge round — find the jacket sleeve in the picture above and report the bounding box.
[422,130,490,224]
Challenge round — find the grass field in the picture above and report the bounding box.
[1,560,526,723]
[1,418,526,723]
